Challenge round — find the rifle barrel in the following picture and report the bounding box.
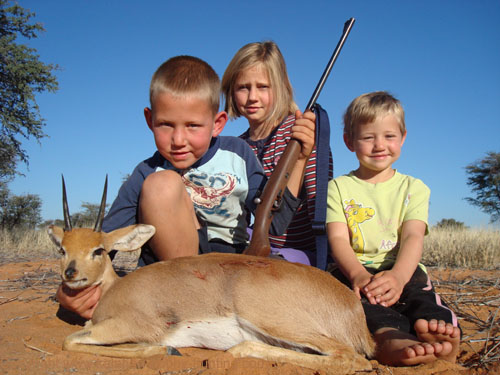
[244,18,355,257]
[306,18,355,111]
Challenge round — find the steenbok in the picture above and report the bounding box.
[48,177,375,374]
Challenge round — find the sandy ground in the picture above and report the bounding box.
[0,252,498,375]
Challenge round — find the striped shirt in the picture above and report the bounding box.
[240,115,333,251]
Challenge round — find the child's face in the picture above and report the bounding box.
[345,114,406,180]
[233,63,274,128]
[144,92,226,170]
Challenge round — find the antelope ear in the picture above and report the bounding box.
[47,225,64,248]
[105,224,156,252]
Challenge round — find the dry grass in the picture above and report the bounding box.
[0,228,57,262]
[423,227,500,270]
[1,226,500,269]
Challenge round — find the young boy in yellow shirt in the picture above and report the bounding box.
[326,91,460,366]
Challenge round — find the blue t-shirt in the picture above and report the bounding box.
[103,136,300,248]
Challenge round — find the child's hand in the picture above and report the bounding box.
[292,110,316,161]
[363,270,405,307]
[56,283,101,319]
[350,269,374,301]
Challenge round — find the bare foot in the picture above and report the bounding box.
[414,319,460,363]
[373,327,438,366]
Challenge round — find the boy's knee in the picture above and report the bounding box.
[142,170,184,201]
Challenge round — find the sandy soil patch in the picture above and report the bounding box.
[0,253,498,375]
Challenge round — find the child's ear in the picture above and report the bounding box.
[212,111,228,137]
[144,107,153,131]
[401,130,407,146]
[343,133,355,152]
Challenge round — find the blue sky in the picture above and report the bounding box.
[8,0,500,228]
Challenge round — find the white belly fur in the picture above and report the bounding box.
[161,315,261,350]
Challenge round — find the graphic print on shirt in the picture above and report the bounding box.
[182,172,237,217]
[344,199,375,254]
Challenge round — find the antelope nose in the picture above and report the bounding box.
[64,267,77,279]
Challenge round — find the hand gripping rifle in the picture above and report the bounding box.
[244,17,355,257]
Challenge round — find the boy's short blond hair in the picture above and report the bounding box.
[221,41,298,126]
[150,56,220,114]
[343,91,406,141]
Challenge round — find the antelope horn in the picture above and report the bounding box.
[62,175,72,232]
[94,175,108,232]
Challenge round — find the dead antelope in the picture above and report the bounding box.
[48,177,375,374]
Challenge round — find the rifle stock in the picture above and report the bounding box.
[244,18,355,257]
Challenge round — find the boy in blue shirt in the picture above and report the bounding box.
[57,55,316,318]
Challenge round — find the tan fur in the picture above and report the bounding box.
[49,225,375,374]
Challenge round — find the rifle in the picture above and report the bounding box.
[244,17,355,257]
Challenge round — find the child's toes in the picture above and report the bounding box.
[403,346,417,359]
[431,341,443,354]
[422,342,436,355]
[427,319,439,332]
[440,320,453,334]
[435,341,453,358]
[409,343,434,357]
[414,319,430,334]
[450,325,461,338]
[445,322,459,336]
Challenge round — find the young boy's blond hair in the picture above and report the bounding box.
[343,91,406,142]
[150,55,221,114]
[221,41,298,126]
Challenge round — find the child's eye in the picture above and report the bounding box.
[157,122,173,128]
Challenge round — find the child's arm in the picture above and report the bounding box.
[327,221,375,302]
[286,110,316,197]
[363,219,426,307]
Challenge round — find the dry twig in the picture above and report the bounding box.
[22,339,53,356]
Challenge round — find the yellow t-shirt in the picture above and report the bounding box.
[326,171,430,269]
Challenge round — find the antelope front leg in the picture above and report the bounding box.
[63,320,172,358]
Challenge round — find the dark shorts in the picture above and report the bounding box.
[197,224,246,254]
[139,225,245,266]
[329,265,461,336]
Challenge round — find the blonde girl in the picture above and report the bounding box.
[222,41,332,262]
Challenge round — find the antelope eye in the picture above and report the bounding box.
[58,247,66,256]
[92,248,105,257]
